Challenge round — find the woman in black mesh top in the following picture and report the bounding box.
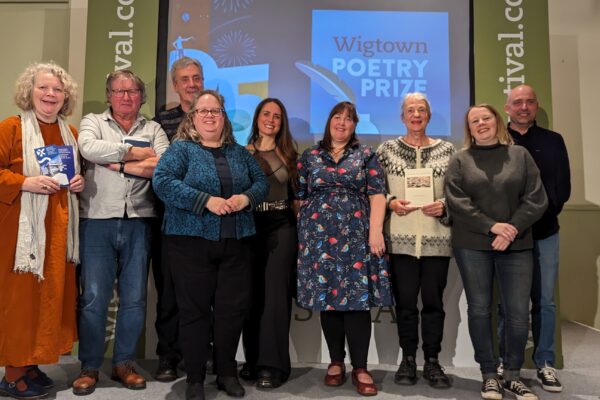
[239,98,298,389]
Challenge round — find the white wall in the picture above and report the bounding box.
[548,0,600,207]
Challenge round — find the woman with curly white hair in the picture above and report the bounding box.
[0,62,84,399]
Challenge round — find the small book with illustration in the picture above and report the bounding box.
[34,145,75,188]
[404,167,434,206]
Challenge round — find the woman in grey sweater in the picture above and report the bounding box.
[445,104,547,400]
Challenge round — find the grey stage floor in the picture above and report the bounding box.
[2,320,599,399]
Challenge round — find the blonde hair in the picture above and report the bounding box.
[174,90,235,146]
[463,104,513,149]
[14,61,78,117]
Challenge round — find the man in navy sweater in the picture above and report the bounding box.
[503,84,571,393]
[152,56,205,382]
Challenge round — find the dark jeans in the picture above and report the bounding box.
[242,210,297,377]
[320,310,371,369]
[390,254,450,359]
[454,247,533,381]
[168,235,252,383]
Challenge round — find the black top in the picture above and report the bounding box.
[251,148,290,201]
[204,145,236,239]
[508,122,571,240]
[154,104,185,142]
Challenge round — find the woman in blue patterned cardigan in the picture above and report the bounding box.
[153,90,268,400]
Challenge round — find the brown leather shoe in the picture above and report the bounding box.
[111,363,146,390]
[352,368,378,396]
[72,369,99,396]
[324,361,346,387]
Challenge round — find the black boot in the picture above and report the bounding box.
[217,376,245,397]
[185,382,205,400]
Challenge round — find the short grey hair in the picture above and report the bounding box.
[170,57,203,83]
[105,69,146,104]
[400,92,432,120]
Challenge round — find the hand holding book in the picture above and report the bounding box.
[21,175,61,194]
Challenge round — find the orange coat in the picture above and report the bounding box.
[0,116,78,367]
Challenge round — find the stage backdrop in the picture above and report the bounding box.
[82,0,560,368]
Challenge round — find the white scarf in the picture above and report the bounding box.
[14,110,80,280]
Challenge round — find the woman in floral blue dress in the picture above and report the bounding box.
[296,101,392,396]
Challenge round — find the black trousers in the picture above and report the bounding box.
[320,310,372,369]
[390,254,450,359]
[168,235,253,382]
[242,210,297,377]
[151,201,181,362]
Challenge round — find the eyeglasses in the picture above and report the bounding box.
[111,89,141,98]
[194,108,224,117]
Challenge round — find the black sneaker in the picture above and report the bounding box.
[537,365,563,392]
[480,378,503,400]
[394,355,417,385]
[503,379,538,400]
[423,358,451,388]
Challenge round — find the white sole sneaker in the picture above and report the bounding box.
[537,376,563,393]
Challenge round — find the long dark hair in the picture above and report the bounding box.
[248,97,298,185]
[319,101,359,152]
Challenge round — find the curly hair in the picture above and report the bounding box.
[13,61,78,117]
[174,89,235,146]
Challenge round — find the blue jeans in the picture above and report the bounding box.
[454,247,533,381]
[78,218,152,370]
[531,233,560,368]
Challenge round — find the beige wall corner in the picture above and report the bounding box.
[0,2,69,117]
[68,0,89,128]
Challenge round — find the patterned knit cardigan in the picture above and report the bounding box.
[376,138,455,258]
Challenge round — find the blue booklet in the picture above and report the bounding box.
[34,145,75,188]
